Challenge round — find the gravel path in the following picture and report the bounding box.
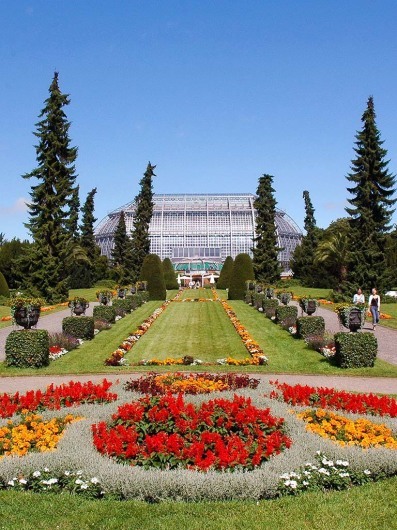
[0,301,396,395]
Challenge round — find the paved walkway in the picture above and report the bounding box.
[0,301,396,395]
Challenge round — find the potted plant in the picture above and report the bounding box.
[277,291,292,305]
[335,303,366,332]
[116,286,126,299]
[9,297,45,329]
[68,296,89,316]
[299,297,318,315]
[96,290,113,305]
[245,280,256,291]
[136,281,148,292]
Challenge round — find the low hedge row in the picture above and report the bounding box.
[5,330,49,368]
[275,306,298,327]
[296,316,325,339]
[93,306,116,324]
[334,332,378,368]
[62,317,95,340]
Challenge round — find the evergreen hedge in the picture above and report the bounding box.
[253,293,267,310]
[140,254,166,301]
[62,316,95,340]
[334,332,378,368]
[276,305,298,326]
[162,258,179,290]
[0,271,9,298]
[217,256,233,289]
[228,253,255,300]
[263,298,279,318]
[5,330,49,368]
[297,316,325,338]
[112,299,132,314]
[93,306,116,324]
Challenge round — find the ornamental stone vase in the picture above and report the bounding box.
[14,306,41,329]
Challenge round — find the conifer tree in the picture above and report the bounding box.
[68,185,80,240]
[80,188,98,261]
[111,211,132,284]
[162,257,179,289]
[291,191,322,286]
[217,256,233,289]
[21,72,78,302]
[228,253,255,300]
[252,174,281,283]
[140,254,166,300]
[130,162,156,282]
[346,96,396,289]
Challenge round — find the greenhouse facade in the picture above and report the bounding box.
[94,193,302,270]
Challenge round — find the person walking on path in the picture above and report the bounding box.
[368,288,381,330]
[353,288,365,304]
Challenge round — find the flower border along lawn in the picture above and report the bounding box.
[227,300,397,377]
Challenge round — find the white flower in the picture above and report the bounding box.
[318,468,330,475]
[80,483,89,490]
[285,480,297,488]
[336,460,349,467]
[7,480,15,487]
[90,477,100,484]
[19,479,27,484]
[364,470,371,475]
[64,471,71,476]
[33,471,41,478]
[302,481,309,486]
[75,479,83,485]
[339,472,349,478]
[44,467,49,472]
[280,473,291,480]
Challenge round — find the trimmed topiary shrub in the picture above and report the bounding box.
[140,254,166,301]
[5,330,49,368]
[334,332,377,368]
[93,306,116,324]
[228,253,255,300]
[253,293,266,310]
[217,256,234,289]
[162,258,179,290]
[276,305,298,326]
[245,292,254,305]
[0,271,9,298]
[263,298,279,318]
[62,316,95,340]
[297,316,325,339]
[112,299,132,314]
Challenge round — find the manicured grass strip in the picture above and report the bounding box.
[180,288,214,300]
[0,302,163,376]
[228,300,397,377]
[128,300,248,362]
[1,476,396,530]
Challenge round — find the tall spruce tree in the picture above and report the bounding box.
[22,72,78,302]
[130,162,156,282]
[346,96,396,290]
[291,190,322,286]
[68,185,80,240]
[252,174,281,283]
[111,211,132,284]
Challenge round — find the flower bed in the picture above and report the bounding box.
[269,380,397,417]
[124,372,260,395]
[0,380,117,419]
[92,394,291,471]
[297,409,397,449]
[0,413,79,458]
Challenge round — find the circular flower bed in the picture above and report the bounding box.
[124,372,260,395]
[92,394,291,471]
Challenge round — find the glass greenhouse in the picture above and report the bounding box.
[94,193,302,270]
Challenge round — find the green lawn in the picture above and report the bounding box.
[127,299,248,363]
[1,476,396,529]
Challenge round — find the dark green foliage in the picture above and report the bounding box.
[162,258,179,289]
[245,292,254,304]
[68,185,80,240]
[130,163,156,283]
[263,298,279,317]
[5,330,49,368]
[111,211,133,284]
[0,271,9,298]
[253,293,266,309]
[21,72,80,303]
[93,306,116,324]
[140,254,166,300]
[252,174,281,282]
[94,279,116,289]
[0,238,31,289]
[292,191,326,287]
[334,332,377,368]
[217,256,234,289]
[131,292,148,307]
[62,316,95,340]
[112,299,132,314]
[346,96,396,290]
[276,305,298,326]
[297,316,325,339]
[228,253,255,300]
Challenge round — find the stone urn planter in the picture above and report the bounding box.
[118,288,126,299]
[68,298,89,316]
[277,292,292,305]
[336,305,366,332]
[96,290,113,306]
[136,281,148,292]
[10,297,44,330]
[246,281,255,291]
[299,298,318,316]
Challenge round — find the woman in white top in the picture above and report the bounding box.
[353,288,365,304]
[368,288,381,330]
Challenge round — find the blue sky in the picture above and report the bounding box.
[1,0,397,240]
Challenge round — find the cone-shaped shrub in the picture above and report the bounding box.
[228,253,255,300]
[0,271,9,298]
[140,254,166,300]
[162,257,179,289]
[217,256,233,289]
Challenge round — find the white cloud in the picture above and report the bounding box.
[0,197,29,215]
